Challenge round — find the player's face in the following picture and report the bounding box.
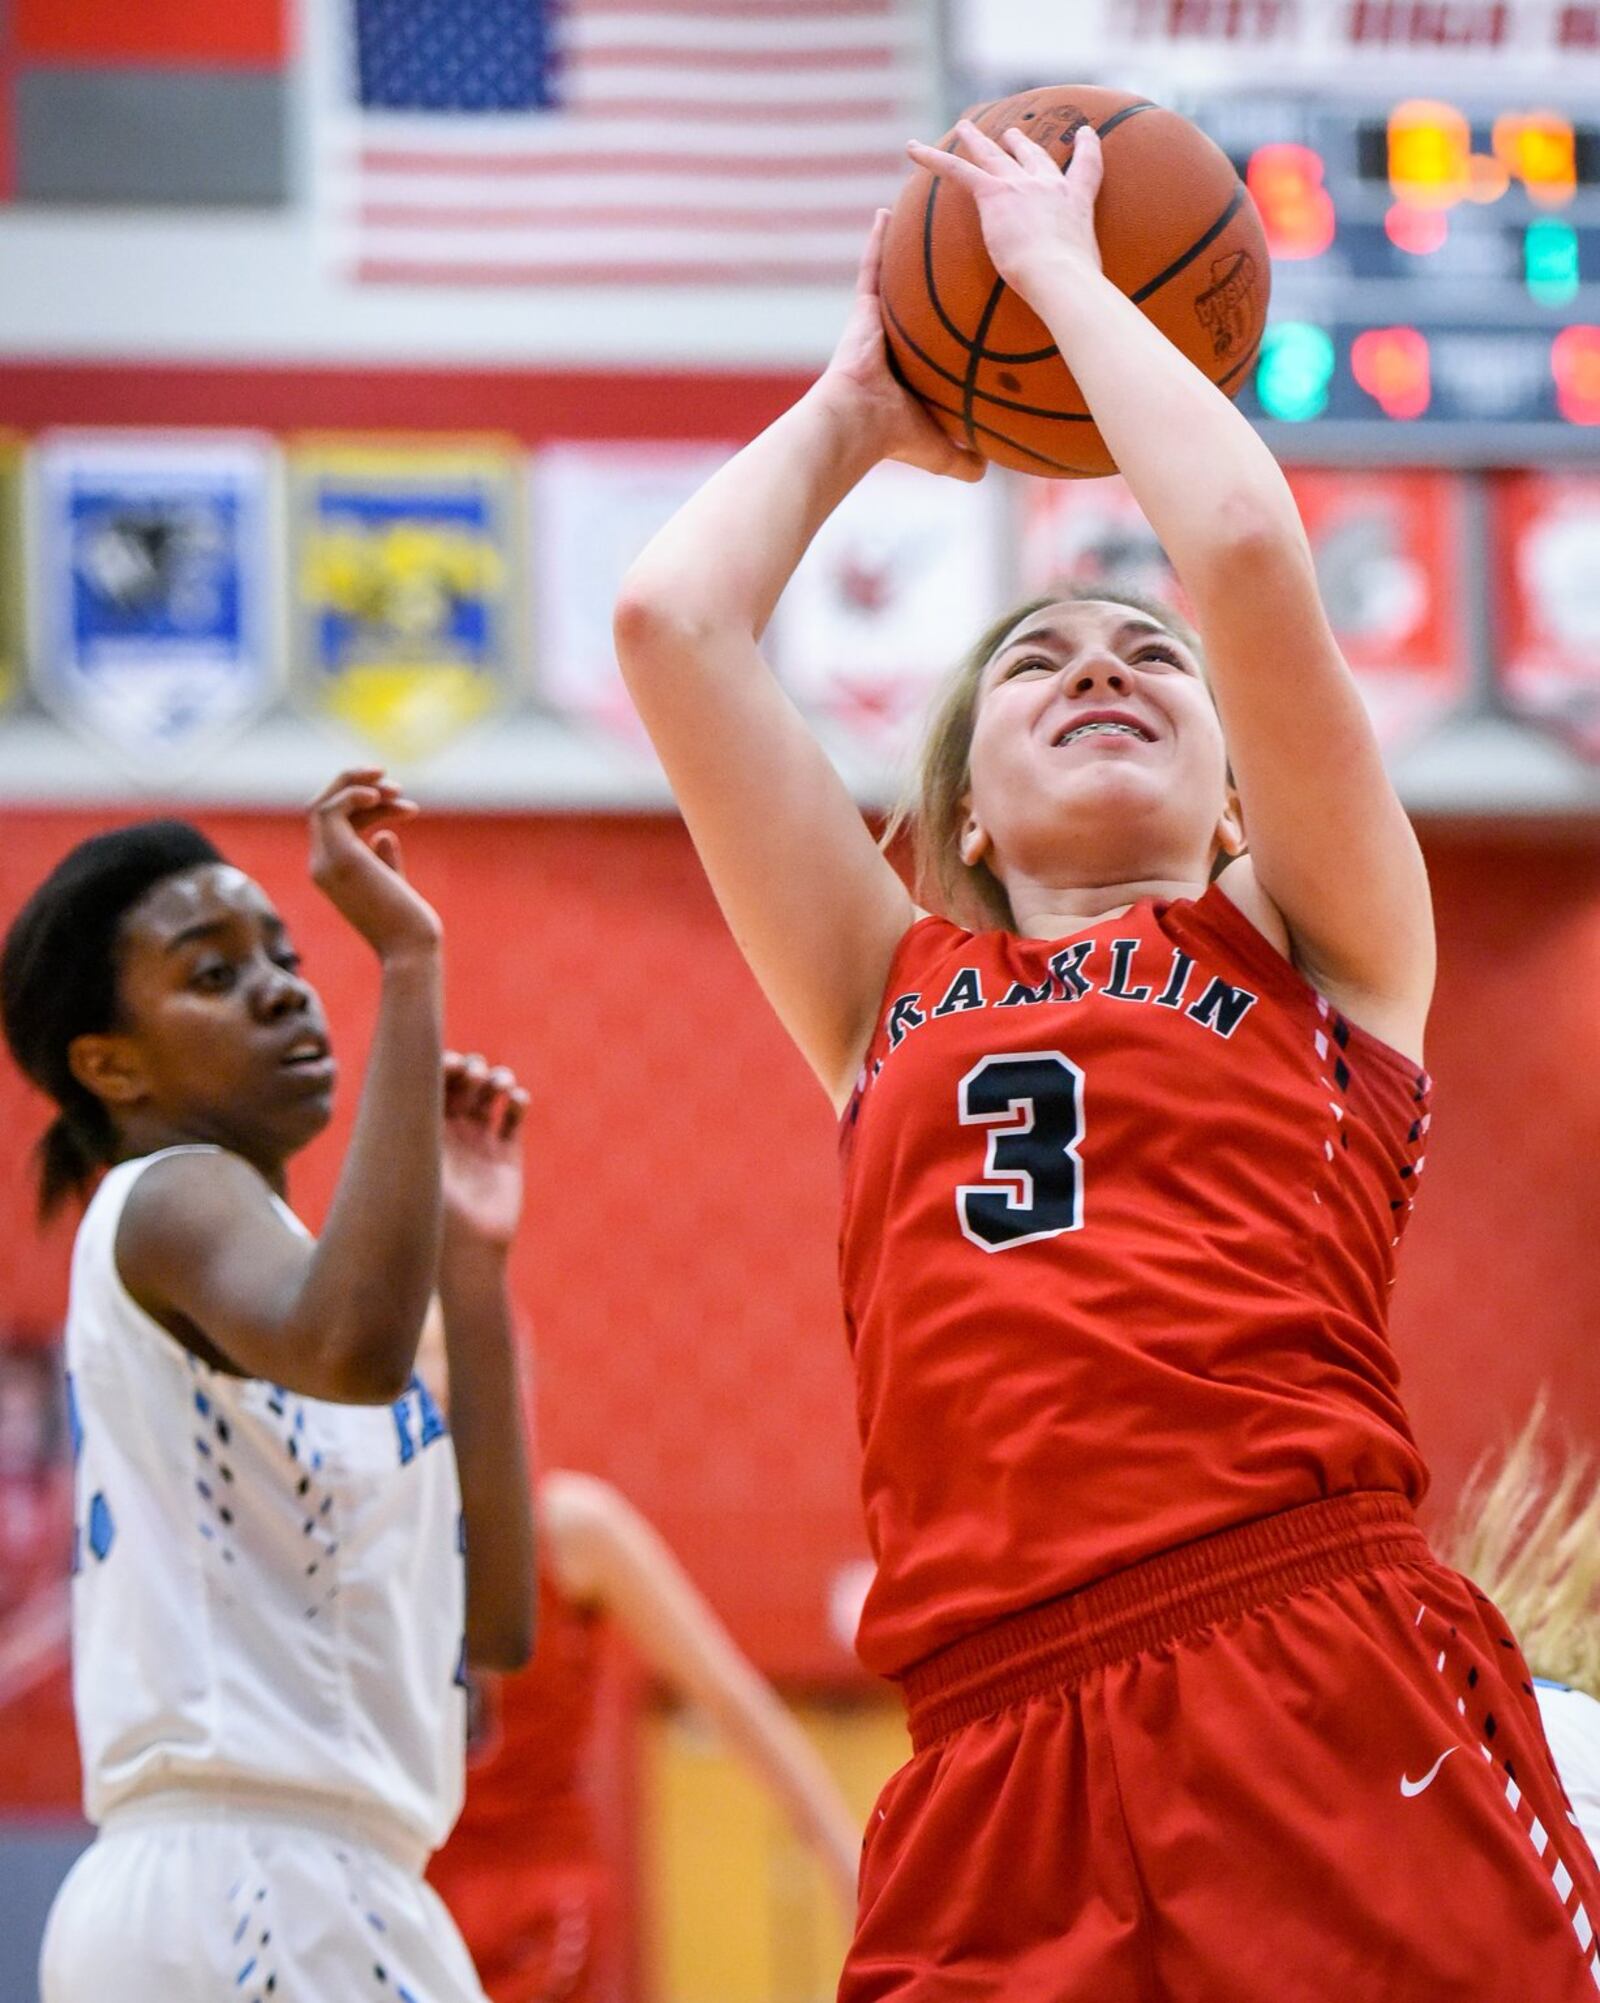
[98,865,336,1163]
[962,599,1231,890]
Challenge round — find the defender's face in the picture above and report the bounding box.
[105,864,337,1160]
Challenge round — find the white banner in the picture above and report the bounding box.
[959,0,1600,91]
[530,441,735,739]
[771,460,1004,771]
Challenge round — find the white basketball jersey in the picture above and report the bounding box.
[1537,1679,1600,1861]
[64,1147,466,1858]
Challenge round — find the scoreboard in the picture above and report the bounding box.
[1182,92,1600,453]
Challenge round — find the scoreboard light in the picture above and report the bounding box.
[1254,323,1336,421]
[1246,145,1336,260]
[1387,100,1471,210]
[1526,218,1580,308]
[1385,203,1449,256]
[1352,327,1432,420]
[1493,111,1578,208]
[1551,325,1600,424]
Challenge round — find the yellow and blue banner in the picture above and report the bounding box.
[289,437,519,762]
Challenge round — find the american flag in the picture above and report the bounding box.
[318,0,936,287]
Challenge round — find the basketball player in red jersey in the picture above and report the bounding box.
[429,1469,862,2003]
[613,115,1600,1999]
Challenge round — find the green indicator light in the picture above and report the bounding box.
[1526,218,1580,307]
[1255,322,1336,422]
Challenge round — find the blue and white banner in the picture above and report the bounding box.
[30,432,277,778]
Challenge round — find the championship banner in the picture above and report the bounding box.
[1017,469,1466,754]
[1492,472,1600,759]
[770,461,1004,772]
[289,438,520,762]
[959,0,1600,91]
[1017,474,1184,609]
[0,434,23,718]
[530,442,734,738]
[30,432,277,778]
[1289,469,1468,754]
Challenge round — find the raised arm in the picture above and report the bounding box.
[912,123,1435,1060]
[613,217,982,1106]
[541,1471,862,1920]
[434,1052,536,1671]
[117,772,445,1403]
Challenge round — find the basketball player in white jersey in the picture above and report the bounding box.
[0,769,536,2002]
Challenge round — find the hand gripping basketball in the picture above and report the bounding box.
[880,87,1270,477]
[816,210,986,484]
[906,118,1105,299]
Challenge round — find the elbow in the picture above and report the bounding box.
[310,1328,416,1406]
[468,1604,537,1674]
[612,575,721,685]
[1196,490,1307,581]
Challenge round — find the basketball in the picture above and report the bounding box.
[881,86,1271,478]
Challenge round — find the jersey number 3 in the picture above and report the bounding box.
[956,1052,1085,1252]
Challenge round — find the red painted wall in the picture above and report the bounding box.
[1,808,1597,1689]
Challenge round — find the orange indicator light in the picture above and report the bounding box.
[1352,327,1432,421]
[1246,144,1337,260]
[1494,111,1578,208]
[1551,325,1600,424]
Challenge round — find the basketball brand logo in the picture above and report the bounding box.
[1195,250,1259,360]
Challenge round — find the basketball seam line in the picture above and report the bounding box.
[888,289,1260,426]
[884,292,1094,421]
[916,100,1158,368]
[1130,182,1246,305]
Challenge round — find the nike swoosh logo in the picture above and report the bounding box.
[1401,1746,1459,1797]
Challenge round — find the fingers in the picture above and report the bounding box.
[854,207,889,301]
[443,1051,528,1138]
[370,828,406,875]
[905,136,991,192]
[1063,120,1104,203]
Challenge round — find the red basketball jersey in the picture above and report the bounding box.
[839,882,1431,1678]
[429,1578,638,2003]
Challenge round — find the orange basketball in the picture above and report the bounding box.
[881,86,1270,478]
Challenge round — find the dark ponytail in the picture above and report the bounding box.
[1,821,224,1216]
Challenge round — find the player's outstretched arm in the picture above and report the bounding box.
[912,122,1435,1061]
[542,1471,862,1920]
[435,1051,536,1671]
[613,216,981,1108]
[116,770,445,1403]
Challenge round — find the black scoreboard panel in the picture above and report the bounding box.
[1176,92,1600,452]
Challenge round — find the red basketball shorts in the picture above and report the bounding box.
[842,1492,1600,2002]
[428,1849,610,2003]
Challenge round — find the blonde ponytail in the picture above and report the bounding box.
[1440,1399,1600,1702]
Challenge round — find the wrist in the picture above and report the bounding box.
[1008,252,1107,321]
[375,937,443,978]
[803,377,897,471]
[440,1227,514,1272]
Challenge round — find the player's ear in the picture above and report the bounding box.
[957,798,991,871]
[67,1032,151,1110]
[1212,784,1247,868]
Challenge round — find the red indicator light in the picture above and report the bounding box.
[1385,203,1449,256]
[1551,325,1600,424]
[1352,327,1432,420]
[1246,144,1336,260]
